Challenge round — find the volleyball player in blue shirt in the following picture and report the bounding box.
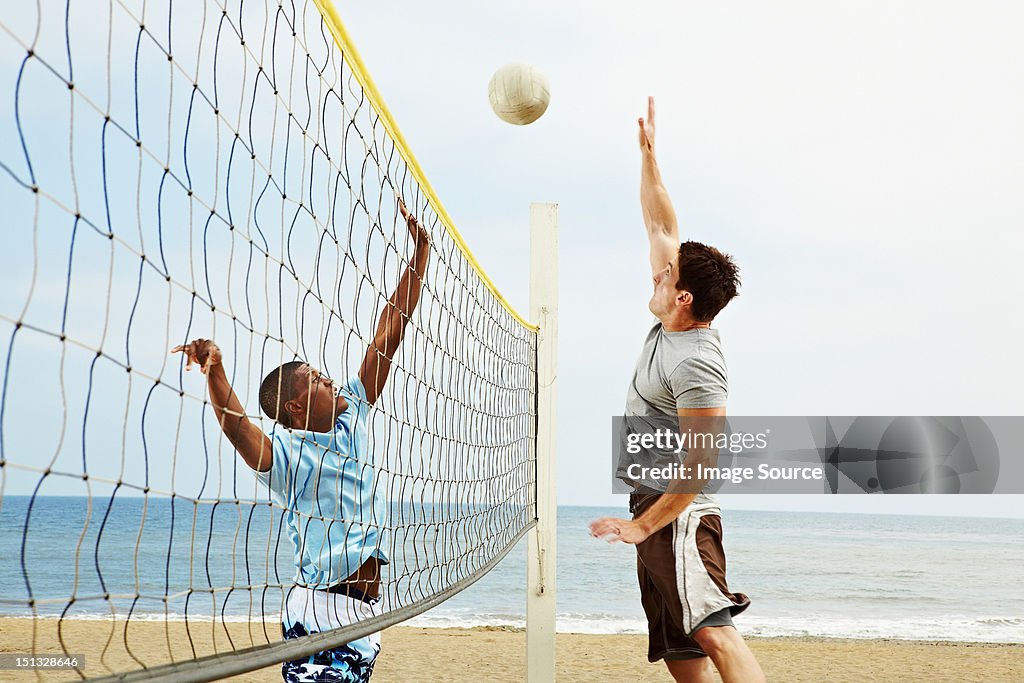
[173,199,429,682]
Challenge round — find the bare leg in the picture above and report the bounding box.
[665,656,716,683]
[692,625,766,683]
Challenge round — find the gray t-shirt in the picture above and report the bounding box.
[618,322,728,498]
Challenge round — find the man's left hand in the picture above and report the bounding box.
[589,517,651,545]
[398,198,429,248]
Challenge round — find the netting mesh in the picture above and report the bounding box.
[0,1,536,679]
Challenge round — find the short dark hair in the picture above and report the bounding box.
[259,361,305,424]
[676,241,740,322]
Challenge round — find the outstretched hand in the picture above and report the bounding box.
[589,516,651,545]
[171,338,222,375]
[398,198,429,249]
[637,95,655,154]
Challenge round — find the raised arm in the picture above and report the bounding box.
[638,96,680,275]
[171,339,273,472]
[359,199,430,405]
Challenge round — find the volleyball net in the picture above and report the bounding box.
[0,1,538,679]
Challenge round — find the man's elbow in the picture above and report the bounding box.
[248,458,272,473]
[685,447,720,469]
[243,448,272,473]
[647,221,677,238]
[372,332,401,360]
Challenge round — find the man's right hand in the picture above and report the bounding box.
[638,96,656,155]
[171,338,222,375]
[172,338,272,472]
[637,95,678,274]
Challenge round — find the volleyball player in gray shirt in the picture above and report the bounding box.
[590,98,766,683]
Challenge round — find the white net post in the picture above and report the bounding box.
[527,202,558,682]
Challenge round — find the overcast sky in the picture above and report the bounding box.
[339,0,1024,515]
[1,1,1021,517]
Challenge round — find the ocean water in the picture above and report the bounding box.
[1,497,1022,643]
[410,505,1024,643]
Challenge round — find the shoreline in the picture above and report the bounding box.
[4,614,1022,645]
[415,623,1024,647]
[1,619,1022,682]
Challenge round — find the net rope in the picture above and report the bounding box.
[0,1,537,679]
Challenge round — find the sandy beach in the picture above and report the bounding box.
[1,618,1022,682]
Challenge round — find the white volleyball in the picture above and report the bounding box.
[488,63,550,126]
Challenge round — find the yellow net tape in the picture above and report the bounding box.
[312,0,538,331]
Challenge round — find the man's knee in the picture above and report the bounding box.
[692,624,742,659]
[665,656,713,683]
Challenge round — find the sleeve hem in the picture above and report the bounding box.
[675,399,728,410]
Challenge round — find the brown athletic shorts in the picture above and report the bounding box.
[631,491,751,662]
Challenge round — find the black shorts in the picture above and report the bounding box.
[631,491,751,662]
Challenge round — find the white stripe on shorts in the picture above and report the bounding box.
[672,502,737,634]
